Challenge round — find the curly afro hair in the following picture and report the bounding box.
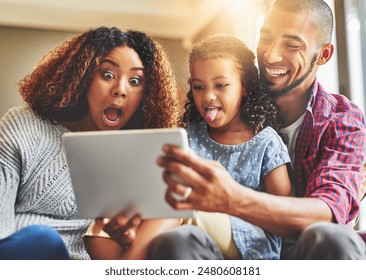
[19,26,179,128]
[178,34,279,134]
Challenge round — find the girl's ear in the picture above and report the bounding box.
[188,78,192,91]
[317,43,334,65]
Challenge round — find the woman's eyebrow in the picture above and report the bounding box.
[100,59,144,72]
[131,67,144,72]
[100,58,119,67]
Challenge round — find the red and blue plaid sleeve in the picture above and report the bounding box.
[303,93,366,225]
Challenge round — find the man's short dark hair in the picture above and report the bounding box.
[273,0,333,46]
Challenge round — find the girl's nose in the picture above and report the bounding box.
[203,89,217,102]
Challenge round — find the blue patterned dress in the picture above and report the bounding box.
[187,122,291,259]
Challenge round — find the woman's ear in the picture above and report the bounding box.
[317,43,334,65]
[241,82,246,97]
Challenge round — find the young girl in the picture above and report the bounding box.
[153,34,293,260]
[0,26,180,259]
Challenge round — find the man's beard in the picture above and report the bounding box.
[260,54,317,97]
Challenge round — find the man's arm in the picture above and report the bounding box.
[301,112,366,225]
[158,145,333,239]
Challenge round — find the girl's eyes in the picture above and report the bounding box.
[192,83,229,90]
[192,85,204,91]
[216,83,228,88]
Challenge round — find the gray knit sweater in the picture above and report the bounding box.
[0,106,92,260]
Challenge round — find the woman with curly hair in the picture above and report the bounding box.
[150,35,293,260]
[0,26,179,260]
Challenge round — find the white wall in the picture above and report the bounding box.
[0,27,76,118]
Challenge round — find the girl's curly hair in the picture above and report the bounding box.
[19,26,178,128]
[178,35,279,134]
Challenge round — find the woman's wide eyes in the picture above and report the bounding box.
[103,71,114,79]
[101,71,142,86]
[130,77,141,86]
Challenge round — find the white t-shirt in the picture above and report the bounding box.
[280,113,306,167]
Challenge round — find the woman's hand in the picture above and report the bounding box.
[87,214,179,259]
[96,214,142,248]
[157,144,241,214]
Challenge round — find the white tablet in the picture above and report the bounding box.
[62,128,193,219]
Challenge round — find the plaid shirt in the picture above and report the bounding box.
[294,79,366,225]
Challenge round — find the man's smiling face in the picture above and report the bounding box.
[256,7,320,97]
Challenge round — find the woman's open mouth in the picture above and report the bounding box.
[103,107,123,126]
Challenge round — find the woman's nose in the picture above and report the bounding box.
[112,90,126,98]
[112,81,127,98]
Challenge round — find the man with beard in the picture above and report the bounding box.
[115,0,366,259]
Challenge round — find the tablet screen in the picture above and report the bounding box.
[63,128,194,219]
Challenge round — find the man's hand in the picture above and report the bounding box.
[157,144,240,214]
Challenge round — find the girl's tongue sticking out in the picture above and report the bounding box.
[205,108,219,122]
